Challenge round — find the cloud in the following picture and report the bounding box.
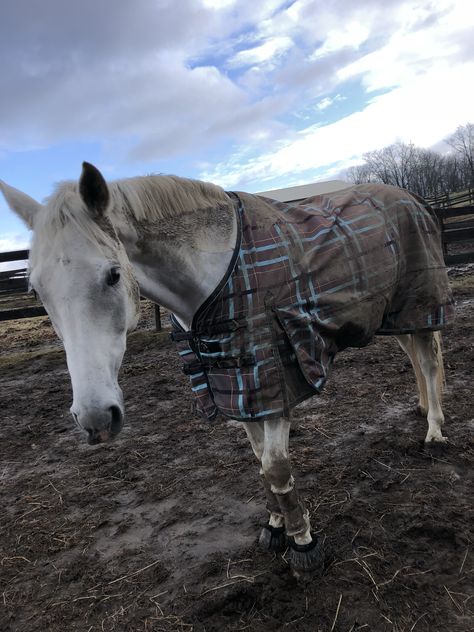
[0,1,235,152]
[0,0,302,163]
[228,36,293,67]
[0,234,30,251]
[200,59,474,189]
[316,94,346,111]
[309,22,370,59]
[0,0,472,174]
[196,0,474,188]
[336,0,473,92]
[201,0,237,9]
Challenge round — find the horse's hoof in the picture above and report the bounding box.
[259,524,288,552]
[425,434,447,443]
[289,534,324,576]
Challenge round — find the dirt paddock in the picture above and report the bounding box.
[0,272,473,632]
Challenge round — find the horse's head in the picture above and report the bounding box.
[0,163,140,444]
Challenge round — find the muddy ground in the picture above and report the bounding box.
[0,272,473,632]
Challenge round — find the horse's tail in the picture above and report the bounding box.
[402,330,445,412]
[406,189,444,234]
[434,330,445,403]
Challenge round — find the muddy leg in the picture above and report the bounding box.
[262,418,324,573]
[412,331,446,443]
[243,421,286,551]
[396,334,428,416]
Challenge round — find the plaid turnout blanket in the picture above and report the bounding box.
[172,184,454,421]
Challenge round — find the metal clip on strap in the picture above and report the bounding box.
[182,361,204,375]
[171,319,244,342]
[170,331,194,342]
[199,319,244,336]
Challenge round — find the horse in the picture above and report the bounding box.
[0,163,454,576]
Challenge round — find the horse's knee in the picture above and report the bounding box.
[261,448,291,491]
[419,352,438,376]
[415,333,439,372]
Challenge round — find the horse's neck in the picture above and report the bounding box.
[115,200,238,328]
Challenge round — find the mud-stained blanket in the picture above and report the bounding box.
[171,184,454,421]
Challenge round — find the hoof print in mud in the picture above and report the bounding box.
[259,524,288,552]
[289,534,325,576]
[423,440,449,457]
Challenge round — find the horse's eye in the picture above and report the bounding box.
[107,267,121,286]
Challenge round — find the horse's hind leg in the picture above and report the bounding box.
[412,331,446,443]
[243,421,287,552]
[396,334,428,416]
[261,418,324,574]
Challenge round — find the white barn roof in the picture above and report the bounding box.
[258,179,349,203]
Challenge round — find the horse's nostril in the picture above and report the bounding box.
[109,406,123,434]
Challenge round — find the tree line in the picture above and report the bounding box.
[345,123,474,200]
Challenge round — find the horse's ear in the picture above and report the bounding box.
[0,180,42,229]
[79,162,110,218]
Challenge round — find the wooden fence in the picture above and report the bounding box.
[437,205,474,265]
[426,189,474,208]
[1,202,473,322]
[0,249,162,328]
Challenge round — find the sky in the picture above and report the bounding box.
[1,0,473,255]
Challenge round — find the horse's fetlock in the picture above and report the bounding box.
[268,512,285,528]
[274,486,308,537]
[259,473,281,515]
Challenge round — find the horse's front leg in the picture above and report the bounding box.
[262,417,324,574]
[243,421,287,552]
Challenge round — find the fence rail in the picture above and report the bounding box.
[437,205,474,264]
[426,189,474,208]
[0,248,29,264]
[1,201,473,322]
[0,249,162,327]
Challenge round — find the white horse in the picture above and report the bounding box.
[0,163,450,575]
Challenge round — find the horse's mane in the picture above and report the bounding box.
[32,174,229,259]
[110,175,229,221]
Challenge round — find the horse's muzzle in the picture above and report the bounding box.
[71,404,124,445]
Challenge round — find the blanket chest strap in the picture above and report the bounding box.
[182,353,255,375]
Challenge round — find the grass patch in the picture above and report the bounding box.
[0,346,65,372]
[126,328,173,353]
[0,292,41,311]
[450,273,474,294]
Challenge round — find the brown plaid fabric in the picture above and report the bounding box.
[171,184,454,421]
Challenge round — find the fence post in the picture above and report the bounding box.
[154,304,162,331]
[439,209,448,258]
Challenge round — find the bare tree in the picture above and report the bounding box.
[342,125,474,199]
[439,155,463,197]
[356,143,417,190]
[445,123,474,190]
[345,164,374,184]
[408,148,445,199]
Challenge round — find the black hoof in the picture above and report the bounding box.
[423,440,448,457]
[289,534,324,576]
[259,524,288,552]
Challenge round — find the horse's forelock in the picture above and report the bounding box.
[30,182,118,267]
